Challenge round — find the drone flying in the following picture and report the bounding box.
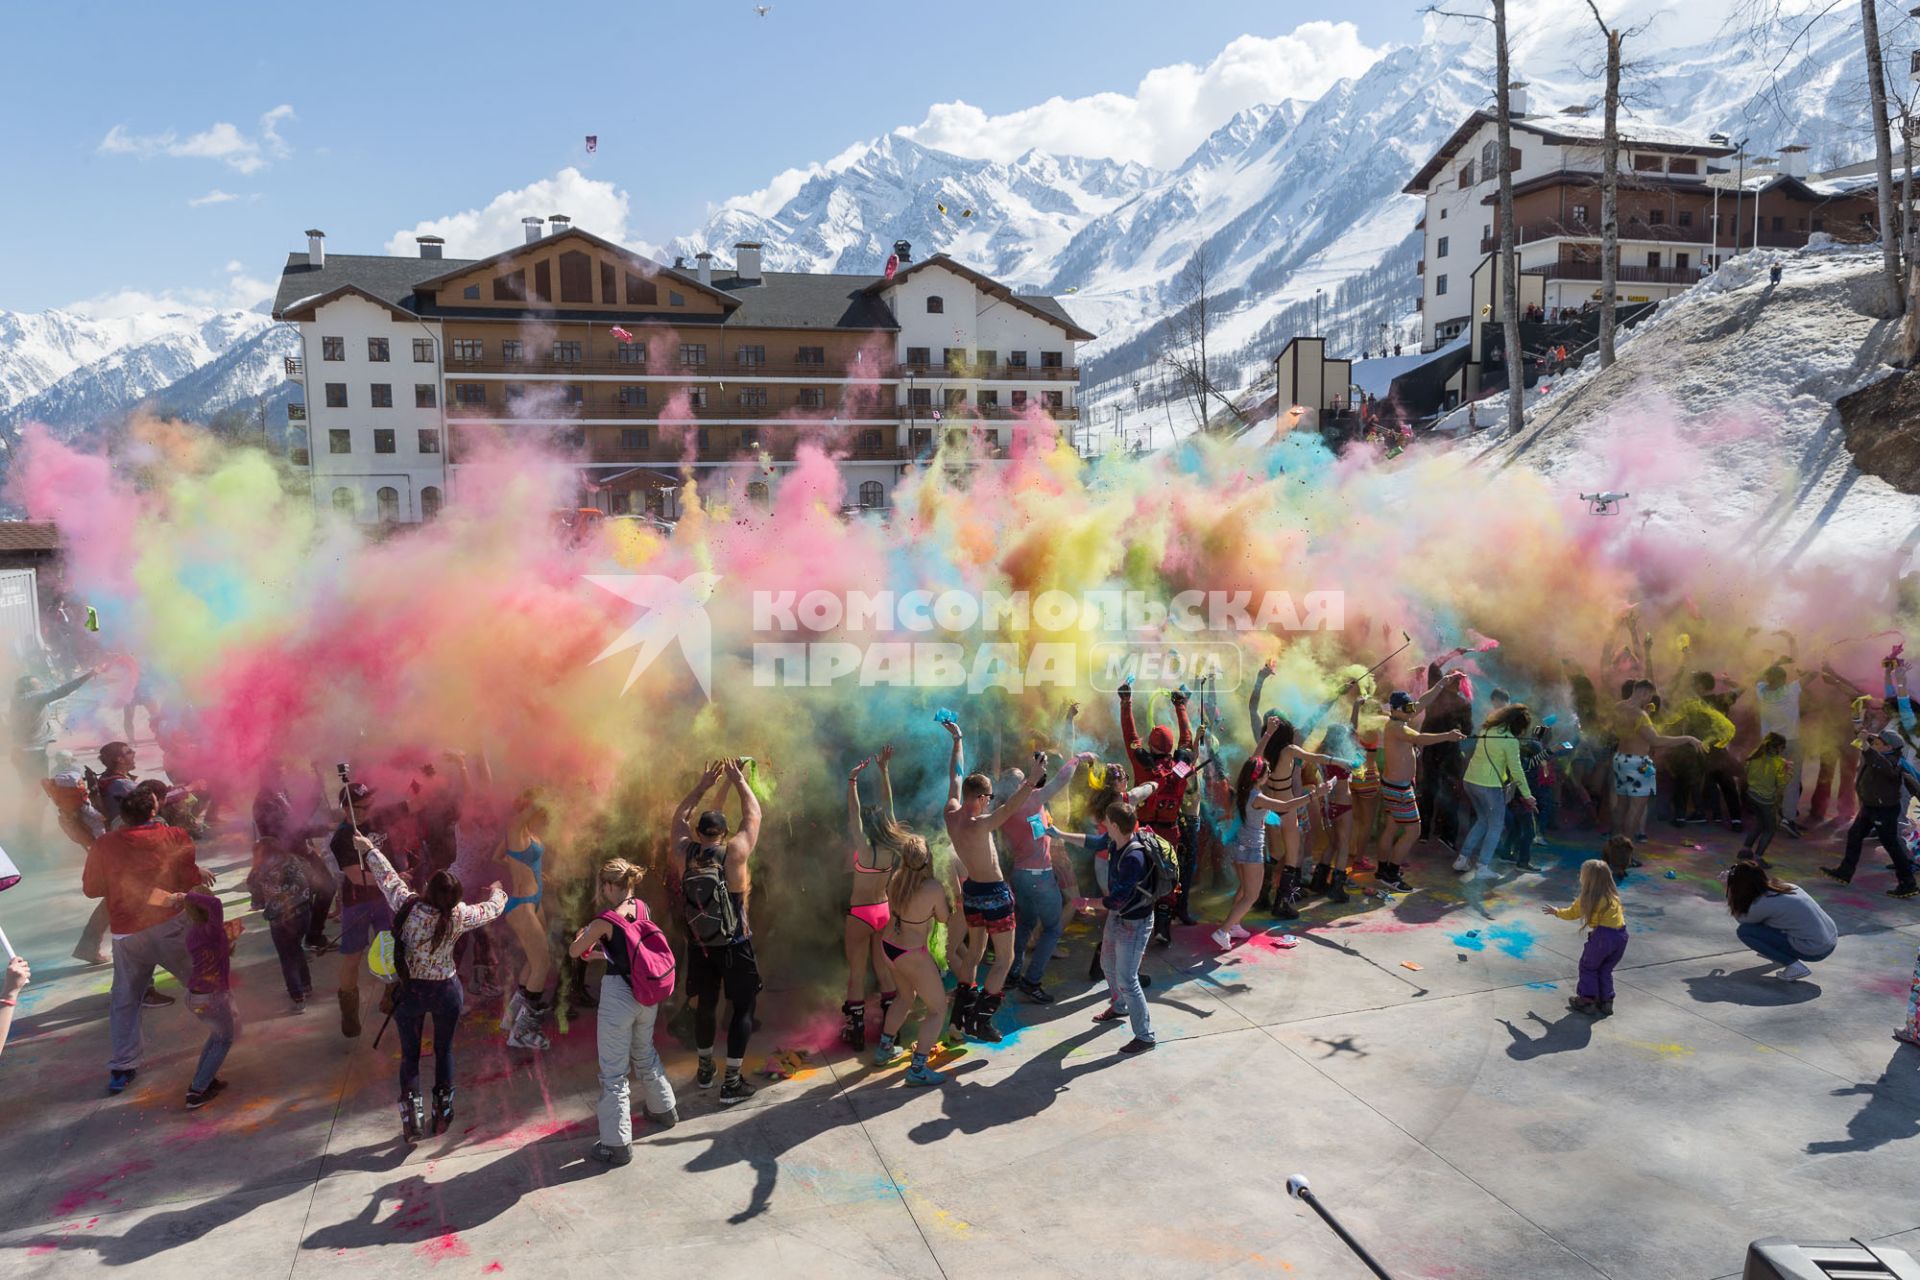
[1579,491,1631,515]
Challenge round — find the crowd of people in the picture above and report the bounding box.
[6,609,1920,1162]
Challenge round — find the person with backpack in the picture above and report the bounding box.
[570,857,678,1165]
[672,758,763,1107]
[246,836,317,1013]
[359,837,505,1142]
[1091,801,1166,1055]
[1454,703,1537,884]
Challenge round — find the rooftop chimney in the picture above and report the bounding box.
[548,213,572,235]
[893,239,913,265]
[1779,143,1809,178]
[305,228,326,268]
[416,235,445,260]
[522,215,545,244]
[695,251,713,287]
[1507,81,1530,118]
[673,256,686,269]
[735,241,763,283]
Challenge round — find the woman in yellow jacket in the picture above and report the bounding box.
[1455,704,1538,883]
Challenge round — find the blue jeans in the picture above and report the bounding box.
[395,976,464,1096]
[1736,922,1833,968]
[1011,869,1066,986]
[1101,913,1153,1042]
[1463,782,1508,869]
[107,915,192,1071]
[186,991,239,1093]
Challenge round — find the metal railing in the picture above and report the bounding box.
[1525,261,1703,285]
[284,356,304,378]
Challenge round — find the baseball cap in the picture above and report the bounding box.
[339,782,376,807]
[1387,691,1416,712]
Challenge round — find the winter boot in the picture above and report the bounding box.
[944,984,976,1047]
[338,988,361,1039]
[1087,950,1104,983]
[430,1086,455,1136]
[400,1091,425,1144]
[878,990,897,1025]
[1152,901,1174,947]
[840,1000,866,1048]
[968,990,1006,1044]
[1308,863,1333,896]
[506,998,551,1051]
[1326,868,1352,904]
[1284,865,1309,907]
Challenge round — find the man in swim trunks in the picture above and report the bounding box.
[1376,680,1467,892]
[941,716,1039,1043]
[1611,679,1703,843]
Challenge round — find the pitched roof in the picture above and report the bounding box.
[272,252,472,319]
[707,269,898,329]
[409,226,738,309]
[0,521,59,553]
[859,255,1096,340]
[1403,111,1735,195]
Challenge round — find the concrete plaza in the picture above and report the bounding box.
[3,815,1918,1280]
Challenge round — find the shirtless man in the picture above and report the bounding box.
[1375,679,1468,892]
[940,717,1039,1044]
[1610,679,1703,844]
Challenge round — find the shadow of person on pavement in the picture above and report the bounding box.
[1498,1009,1595,1060]
[1683,964,1822,1006]
[1805,1047,1920,1156]
[906,1025,1126,1145]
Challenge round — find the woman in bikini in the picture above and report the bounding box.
[1253,716,1345,918]
[1348,699,1384,872]
[1212,730,1324,949]
[841,746,903,1048]
[872,836,952,1087]
[499,792,553,1051]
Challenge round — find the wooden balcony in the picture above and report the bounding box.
[1526,261,1703,285]
[445,356,901,380]
[900,361,1078,381]
[443,399,1077,424]
[1484,221,1712,253]
[898,405,1077,422]
[447,430,1014,467]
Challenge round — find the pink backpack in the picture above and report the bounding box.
[601,901,676,1006]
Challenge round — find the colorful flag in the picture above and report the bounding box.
[884,254,898,279]
[610,325,634,342]
[585,135,598,153]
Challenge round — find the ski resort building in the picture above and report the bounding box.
[270,223,1090,524]
[1405,96,1882,358]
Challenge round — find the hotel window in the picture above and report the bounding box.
[620,428,650,449]
[905,346,930,366]
[412,338,434,363]
[1010,389,1029,408]
[1646,251,1661,269]
[908,387,932,407]
[452,339,483,361]
[420,487,442,519]
[1481,140,1498,173]
[982,429,1000,446]
[735,345,766,367]
[1436,236,1449,258]
[976,348,996,368]
[669,291,685,307]
[1458,161,1475,187]
[332,487,354,513]
[322,337,345,361]
[740,427,760,449]
[1677,209,1693,227]
[1669,157,1698,175]
[626,274,658,305]
[1435,274,1448,296]
[927,295,944,314]
[464,285,481,300]
[553,341,582,363]
[329,429,351,454]
[679,343,708,366]
[618,385,649,407]
[858,430,884,453]
[697,428,712,450]
[501,340,524,362]
[370,383,393,408]
[367,337,390,362]
[1675,252,1691,271]
[739,388,768,408]
[1772,216,1785,232]
[944,388,967,408]
[944,347,967,372]
[455,382,485,406]
[1007,350,1027,368]
[796,387,825,408]
[1648,208,1665,225]
[418,429,441,454]
[909,428,933,450]
[563,384,585,406]
[558,250,593,304]
[859,481,886,508]
[1633,153,1662,171]
[374,429,395,454]
[748,481,770,508]
[325,382,348,407]
[415,384,436,408]
[617,342,647,364]
[795,345,825,365]
[1043,390,1064,409]
[1571,204,1589,224]
[688,387,708,408]
[977,389,999,408]
[376,487,400,521]
[493,271,525,301]
[1041,351,1063,369]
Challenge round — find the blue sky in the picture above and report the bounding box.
[0,0,1418,315]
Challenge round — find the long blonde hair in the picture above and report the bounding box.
[885,836,935,917]
[1567,859,1621,929]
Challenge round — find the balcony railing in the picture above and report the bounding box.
[287,403,306,422]
[898,405,1077,422]
[445,356,904,379]
[901,361,1078,381]
[1526,261,1704,285]
[1483,220,1712,253]
[443,399,1077,423]
[284,356,304,379]
[448,434,1016,466]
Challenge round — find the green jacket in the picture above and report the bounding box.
[1463,727,1533,800]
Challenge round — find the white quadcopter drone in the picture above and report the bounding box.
[1580,490,1630,515]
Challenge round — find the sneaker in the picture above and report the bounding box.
[646,1106,679,1131]
[1227,924,1250,941]
[1377,870,1411,893]
[1119,1037,1157,1055]
[1595,1000,1614,1017]
[1566,996,1599,1015]
[290,996,307,1015]
[873,1035,903,1068]
[1349,855,1376,873]
[696,1057,717,1089]
[1818,866,1851,884]
[505,1023,550,1051]
[107,1068,137,1095]
[718,1075,756,1107]
[1460,867,1480,884]
[1773,961,1812,981]
[184,1079,227,1110]
[1017,979,1056,1005]
[1890,884,1920,900]
[1092,1004,1127,1024]
[904,1061,945,1087]
[1210,928,1233,950]
[141,988,175,1008]
[1451,854,1471,872]
[590,1142,633,1166]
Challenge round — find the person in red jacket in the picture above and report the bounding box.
[1118,682,1194,943]
[81,785,211,1094]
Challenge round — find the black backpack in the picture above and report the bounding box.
[1132,832,1178,908]
[681,842,739,947]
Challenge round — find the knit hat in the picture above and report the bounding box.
[1147,725,1176,754]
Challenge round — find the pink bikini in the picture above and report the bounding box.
[848,856,892,932]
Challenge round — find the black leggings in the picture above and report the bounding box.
[689,940,762,1059]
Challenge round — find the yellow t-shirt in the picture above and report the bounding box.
[1746,755,1790,804]
[1553,897,1626,929]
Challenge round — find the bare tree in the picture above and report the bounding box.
[1160,247,1250,432]
[1861,0,1905,313]
[1582,0,1626,367]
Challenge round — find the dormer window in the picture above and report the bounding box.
[927,296,944,314]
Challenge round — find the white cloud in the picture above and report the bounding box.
[716,139,879,220]
[386,167,665,259]
[99,105,296,175]
[190,189,241,207]
[896,23,1385,169]
[67,263,274,319]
